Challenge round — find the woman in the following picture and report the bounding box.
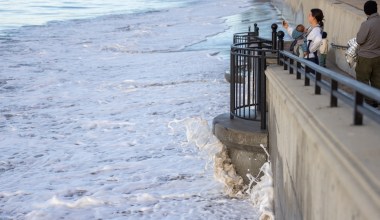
[283,8,324,64]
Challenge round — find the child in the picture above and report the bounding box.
[283,21,306,57]
[291,24,306,57]
[319,32,328,67]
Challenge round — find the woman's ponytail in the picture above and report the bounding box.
[311,8,324,28]
[319,21,324,28]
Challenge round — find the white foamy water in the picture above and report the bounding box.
[0,0,278,219]
[0,0,194,31]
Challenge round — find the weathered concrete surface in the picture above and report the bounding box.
[271,0,380,77]
[266,65,380,220]
[212,113,268,184]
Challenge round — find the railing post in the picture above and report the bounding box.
[296,62,301,79]
[230,48,236,119]
[247,23,259,44]
[277,31,284,65]
[284,56,288,70]
[315,71,321,94]
[257,49,262,111]
[305,74,310,86]
[277,31,284,50]
[354,91,364,125]
[260,52,267,130]
[331,80,338,107]
[271,23,278,50]
[254,23,259,36]
[289,59,294,74]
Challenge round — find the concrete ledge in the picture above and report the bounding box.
[213,113,268,183]
[266,65,380,220]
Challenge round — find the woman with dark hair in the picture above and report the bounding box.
[304,8,324,64]
[282,8,324,64]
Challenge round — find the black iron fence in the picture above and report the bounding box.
[230,24,284,129]
[230,23,380,129]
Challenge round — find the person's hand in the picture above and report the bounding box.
[282,20,288,28]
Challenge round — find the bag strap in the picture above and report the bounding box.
[295,34,304,40]
[305,25,322,38]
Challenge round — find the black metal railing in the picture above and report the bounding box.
[233,23,260,44]
[229,23,380,129]
[330,43,349,50]
[230,24,284,129]
[279,50,380,125]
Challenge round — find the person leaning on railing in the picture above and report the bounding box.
[355,0,380,107]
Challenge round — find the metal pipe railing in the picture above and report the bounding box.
[280,50,380,125]
[330,43,349,50]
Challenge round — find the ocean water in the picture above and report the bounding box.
[0,0,281,219]
[0,0,196,31]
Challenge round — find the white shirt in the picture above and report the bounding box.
[305,26,322,58]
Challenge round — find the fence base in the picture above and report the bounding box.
[212,113,268,184]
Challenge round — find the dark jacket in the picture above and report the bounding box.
[356,13,380,58]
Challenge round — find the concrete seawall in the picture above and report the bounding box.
[272,0,380,77]
[267,1,380,219]
[266,64,380,219]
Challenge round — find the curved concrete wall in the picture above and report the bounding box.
[266,65,380,220]
[271,0,380,77]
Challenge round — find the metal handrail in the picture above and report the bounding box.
[279,50,380,125]
[331,43,349,50]
[233,33,272,46]
[232,41,273,50]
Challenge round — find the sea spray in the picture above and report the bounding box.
[213,146,246,197]
[246,144,274,220]
[169,117,274,218]
[168,117,246,197]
